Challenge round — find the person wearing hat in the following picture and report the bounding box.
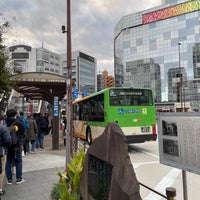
[0,114,12,195]
[5,109,26,185]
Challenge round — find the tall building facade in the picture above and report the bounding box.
[162,0,178,4]
[62,51,97,95]
[9,45,61,75]
[114,0,200,102]
[168,67,187,102]
[97,70,114,92]
[97,74,104,91]
[193,43,200,79]
[9,45,97,95]
[102,70,114,88]
[8,45,97,111]
[126,58,161,102]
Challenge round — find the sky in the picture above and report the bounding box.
[0,0,161,75]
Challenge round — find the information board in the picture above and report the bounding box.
[157,112,200,175]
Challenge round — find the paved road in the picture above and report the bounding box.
[128,141,200,200]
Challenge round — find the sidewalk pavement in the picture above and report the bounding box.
[2,134,66,200]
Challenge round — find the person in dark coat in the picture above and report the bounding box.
[43,113,49,135]
[0,114,11,195]
[5,109,26,185]
[35,113,45,150]
[26,114,38,153]
[19,111,29,155]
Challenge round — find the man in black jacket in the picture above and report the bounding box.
[5,109,26,185]
[0,114,11,195]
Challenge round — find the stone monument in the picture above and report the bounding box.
[80,122,142,200]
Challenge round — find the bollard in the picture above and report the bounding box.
[166,187,176,200]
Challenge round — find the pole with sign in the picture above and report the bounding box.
[52,96,59,150]
[65,0,73,167]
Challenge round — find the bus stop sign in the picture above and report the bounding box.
[73,88,78,99]
[82,90,88,97]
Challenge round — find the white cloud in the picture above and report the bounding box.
[0,0,161,75]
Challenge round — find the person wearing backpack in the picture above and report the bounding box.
[0,114,11,195]
[19,111,29,155]
[5,109,26,185]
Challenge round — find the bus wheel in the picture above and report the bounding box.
[86,128,92,145]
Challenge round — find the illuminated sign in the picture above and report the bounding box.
[143,0,200,24]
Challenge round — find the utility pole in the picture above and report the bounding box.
[62,0,73,168]
[66,0,73,165]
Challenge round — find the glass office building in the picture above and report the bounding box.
[62,51,97,95]
[114,0,200,102]
[162,0,178,4]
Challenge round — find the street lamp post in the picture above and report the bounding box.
[178,42,183,111]
[178,42,188,200]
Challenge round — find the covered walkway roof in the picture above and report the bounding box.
[10,72,67,104]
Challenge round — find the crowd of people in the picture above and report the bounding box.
[0,109,50,196]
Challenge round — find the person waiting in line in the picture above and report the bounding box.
[0,114,11,195]
[35,113,45,150]
[62,116,66,136]
[43,113,50,135]
[26,114,38,154]
[18,111,29,155]
[5,109,26,185]
[62,116,67,146]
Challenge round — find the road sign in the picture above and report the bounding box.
[54,96,59,116]
[73,88,78,99]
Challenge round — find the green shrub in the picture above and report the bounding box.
[50,149,86,200]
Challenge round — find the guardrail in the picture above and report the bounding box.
[139,182,176,199]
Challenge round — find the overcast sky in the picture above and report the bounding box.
[0,0,161,75]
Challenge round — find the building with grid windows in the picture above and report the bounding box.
[162,0,178,4]
[97,74,104,92]
[97,70,114,92]
[168,67,187,102]
[114,0,200,102]
[126,58,161,102]
[62,51,97,95]
[8,45,97,112]
[9,45,97,95]
[9,45,62,74]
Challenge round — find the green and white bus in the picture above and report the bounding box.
[73,87,157,144]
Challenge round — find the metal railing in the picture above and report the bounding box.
[139,182,176,199]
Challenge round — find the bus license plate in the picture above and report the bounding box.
[141,127,150,132]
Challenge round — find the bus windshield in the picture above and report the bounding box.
[109,88,153,106]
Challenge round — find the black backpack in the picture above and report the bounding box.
[8,122,18,146]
